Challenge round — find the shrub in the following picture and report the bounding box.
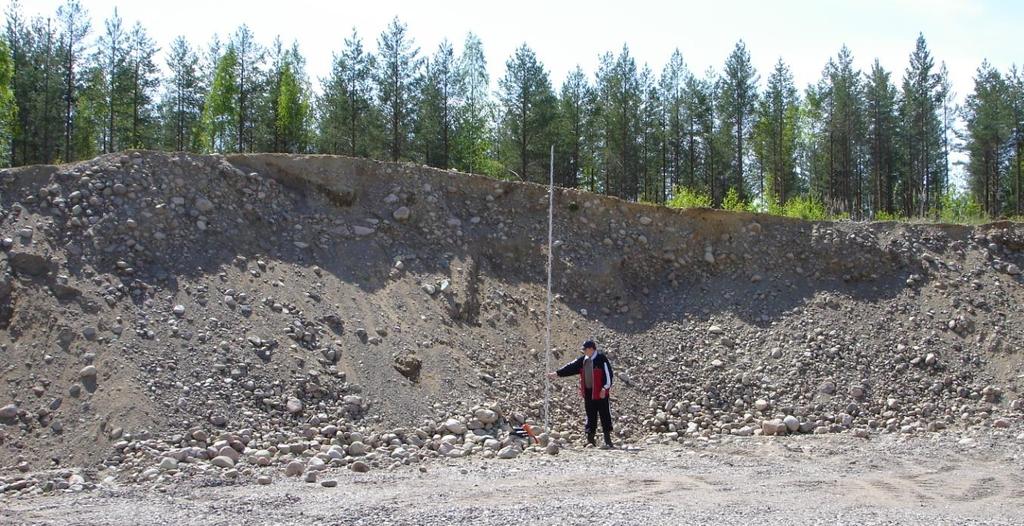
[874,210,903,222]
[667,186,711,209]
[721,187,746,212]
[780,195,827,220]
[938,189,988,224]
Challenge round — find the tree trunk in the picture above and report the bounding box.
[42,21,54,163]
[64,42,73,163]
[132,64,140,147]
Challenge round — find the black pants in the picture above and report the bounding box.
[583,393,613,434]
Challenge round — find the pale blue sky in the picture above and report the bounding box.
[6,0,1022,103]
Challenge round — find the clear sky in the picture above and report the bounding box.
[6,0,1023,104]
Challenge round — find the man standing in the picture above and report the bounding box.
[548,340,614,449]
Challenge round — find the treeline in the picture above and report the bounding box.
[2,1,1023,219]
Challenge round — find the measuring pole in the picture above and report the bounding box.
[543,145,554,431]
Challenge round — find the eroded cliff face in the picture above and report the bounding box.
[0,151,1020,489]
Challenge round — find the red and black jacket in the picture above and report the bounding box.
[556,353,613,399]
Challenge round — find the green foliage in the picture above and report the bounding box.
[274,61,309,153]
[874,210,904,222]
[754,59,799,209]
[721,187,746,211]
[498,43,557,183]
[666,186,711,209]
[3,1,1021,228]
[779,195,827,220]
[416,39,459,168]
[159,36,204,152]
[200,46,238,152]
[718,40,758,200]
[0,39,16,166]
[593,45,643,199]
[376,17,419,161]
[452,32,493,175]
[71,65,105,159]
[317,28,377,157]
[554,65,595,188]
[938,188,989,224]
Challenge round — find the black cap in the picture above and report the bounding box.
[582,340,596,350]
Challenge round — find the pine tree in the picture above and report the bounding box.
[804,47,867,216]
[498,43,556,183]
[56,0,90,162]
[317,28,376,157]
[4,1,63,165]
[72,62,104,159]
[123,22,159,149]
[261,39,309,153]
[274,59,309,153]
[375,17,420,162]
[230,25,264,152]
[687,69,723,202]
[900,34,943,216]
[594,46,642,198]
[417,39,458,168]
[201,45,238,152]
[638,65,664,202]
[1006,66,1024,216]
[682,72,712,194]
[864,59,899,215]
[754,59,799,208]
[555,65,593,188]
[0,39,16,166]
[452,32,492,174]
[659,49,690,194]
[936,62,956,211]
[963,61,1010,216]
[718,41,758,201]
[95,7,125,153]
[160,36,204,151]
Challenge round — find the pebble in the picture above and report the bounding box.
[474,409,499,425]
[321,479,338,488]
[0,404,17,419]
[347,441,369,456]
[762,419,786,436]
[497,446,520,459]
[351,461,370,473]
[444,418,467,434]
[210,456,235,468]
[195,197,215,213]
[285,460,305,476]
[392,207,411,221]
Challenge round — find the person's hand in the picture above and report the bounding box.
[601,388,609,398]
[546,372,557,380]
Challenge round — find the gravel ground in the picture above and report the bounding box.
[5,433,1022,525]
